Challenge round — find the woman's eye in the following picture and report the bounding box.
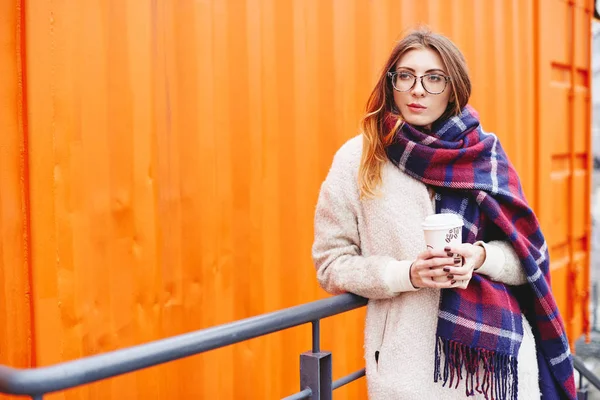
[398,73,413,80]
[427,74,443,82]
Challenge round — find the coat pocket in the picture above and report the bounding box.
[375,302,392,371]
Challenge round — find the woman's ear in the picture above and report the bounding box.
[450,92,457,106]
[448,94,460,114]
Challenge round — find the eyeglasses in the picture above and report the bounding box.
[387,71,451,95]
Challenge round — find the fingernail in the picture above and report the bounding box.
[443,267,450,272]
[447,274,454,279]
[451,280,456,285]
[446,251,453,257]
[444,246,451,252]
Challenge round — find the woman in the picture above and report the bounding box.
[312,28,576,399]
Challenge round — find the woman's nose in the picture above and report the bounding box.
[411,78,426,96]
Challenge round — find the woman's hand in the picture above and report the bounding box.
[442,243,487,288]
[409,248,459,289]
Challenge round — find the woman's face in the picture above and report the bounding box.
[392,47,452,130]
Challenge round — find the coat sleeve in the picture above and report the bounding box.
[312,143,419,299]
[475,240,528,285]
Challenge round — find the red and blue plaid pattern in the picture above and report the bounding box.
[385,106,576,399]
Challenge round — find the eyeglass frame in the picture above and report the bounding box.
[386,70,451,95]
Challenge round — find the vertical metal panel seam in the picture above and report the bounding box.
[16,0,36,367]
[533,0,541,215]
[49,0,60,365]
[568,0,577,344]
[584,0,593,340]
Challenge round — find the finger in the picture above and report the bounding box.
[440,249,462,265]
[424,257,455,268]
[441,246,456,258]
[435,248,455,258]
[411,260,428,273]
[446,244,472,257]
[445,253,464,266]
[413,258,451,272]
[447,272,472,281]
[418,249,445,260]
[416,277,438,288]
[416,249,432,261]
[440,265,470,275]
[421,268,452,278]
[420,248,456,260]
[453,253,463,265]
[432,279,457,289]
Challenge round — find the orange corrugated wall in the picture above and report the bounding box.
[0,0,34,385]
[0,0,592,399]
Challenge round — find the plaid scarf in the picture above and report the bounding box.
[384,106,576,400]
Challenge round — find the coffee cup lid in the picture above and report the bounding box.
[421,213,464,230]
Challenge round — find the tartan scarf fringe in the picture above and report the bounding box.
[435,336,518,400]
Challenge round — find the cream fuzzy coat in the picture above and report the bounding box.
[312,135,540,399]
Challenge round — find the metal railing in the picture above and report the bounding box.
[0,291,598,399]
[0,293,368,399]
[574,356,600,399]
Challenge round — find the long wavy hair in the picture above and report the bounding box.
[359,28,472,198]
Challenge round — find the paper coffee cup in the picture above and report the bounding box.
[422,213,464,250]
[422,213,464,284]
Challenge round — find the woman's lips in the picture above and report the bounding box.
[407,104,427,113]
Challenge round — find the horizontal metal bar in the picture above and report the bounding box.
[281,387,312,400]
[574,356,600,390]
[332,368,366,390]
[0,293,367,395]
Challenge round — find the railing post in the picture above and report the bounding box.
[300,351,332,400]
[577,385,588,400]
[312,320,320,353]
[578,372,588,400]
